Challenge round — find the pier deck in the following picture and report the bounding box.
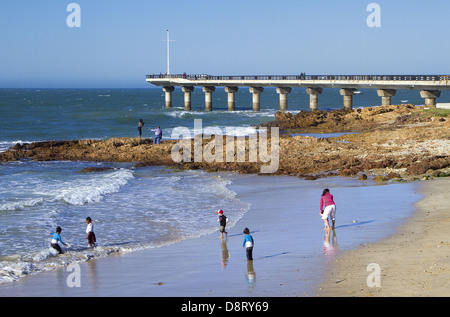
[146,74,450,111]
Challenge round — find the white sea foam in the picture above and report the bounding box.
[165,109,278,119]
[0,168,134,211]
[166,125,259,140]
[0,165,250,284]
[0,262,35,283]
[0,140,34,153]
[54,168,134,205]
[0,198,45,211]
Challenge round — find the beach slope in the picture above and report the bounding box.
[317,177,450,297]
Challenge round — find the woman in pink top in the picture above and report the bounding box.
[320,188,336,230]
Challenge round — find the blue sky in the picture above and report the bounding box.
[1,0,449,88]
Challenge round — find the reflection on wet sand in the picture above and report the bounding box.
[221,238,230,269]
[323,229,338,257]
[246,260,256,290]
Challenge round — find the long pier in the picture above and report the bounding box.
[146,74,450,111]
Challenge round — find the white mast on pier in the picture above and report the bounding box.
[162,30,175,75]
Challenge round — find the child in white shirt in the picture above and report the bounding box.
[86,217,96,247]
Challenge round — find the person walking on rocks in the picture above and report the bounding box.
[320,188,336,230]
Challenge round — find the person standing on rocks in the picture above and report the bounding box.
[138,119,145,140]
[320,188,336,230]
[150,126,162,144]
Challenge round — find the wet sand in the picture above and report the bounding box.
[317,177,450,297]
[0,175,329,297]
[0,174,427,299]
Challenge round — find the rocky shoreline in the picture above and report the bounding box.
[1,104,449,181]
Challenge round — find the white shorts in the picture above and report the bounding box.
[321,204,336,221]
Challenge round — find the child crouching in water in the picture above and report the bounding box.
[50,226,68,254]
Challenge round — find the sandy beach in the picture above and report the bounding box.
[317,177,450,297]
[2,1,450,308]
[0,174,332,297]
[1,173,444,300]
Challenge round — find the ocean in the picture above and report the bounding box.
[0,87,435,285]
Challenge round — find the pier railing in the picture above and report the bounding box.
[146,73,449,111]
[146,74,450,81]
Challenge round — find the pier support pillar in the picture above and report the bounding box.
[224,86,239,111]
[339,88,357,110]
[276,87,292,112]
[306,87,323,111]
[202,86,216,111]
[162,86,175,108]
[420,90,441,107]
[377,89,396,106]
[249,87,264,111]
[182,86,194,111]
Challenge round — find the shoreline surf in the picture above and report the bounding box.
[0,173,423,297]
[0,89,447,297]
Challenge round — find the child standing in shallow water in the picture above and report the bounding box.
[242,228,254,261]
[86,217,96,247]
